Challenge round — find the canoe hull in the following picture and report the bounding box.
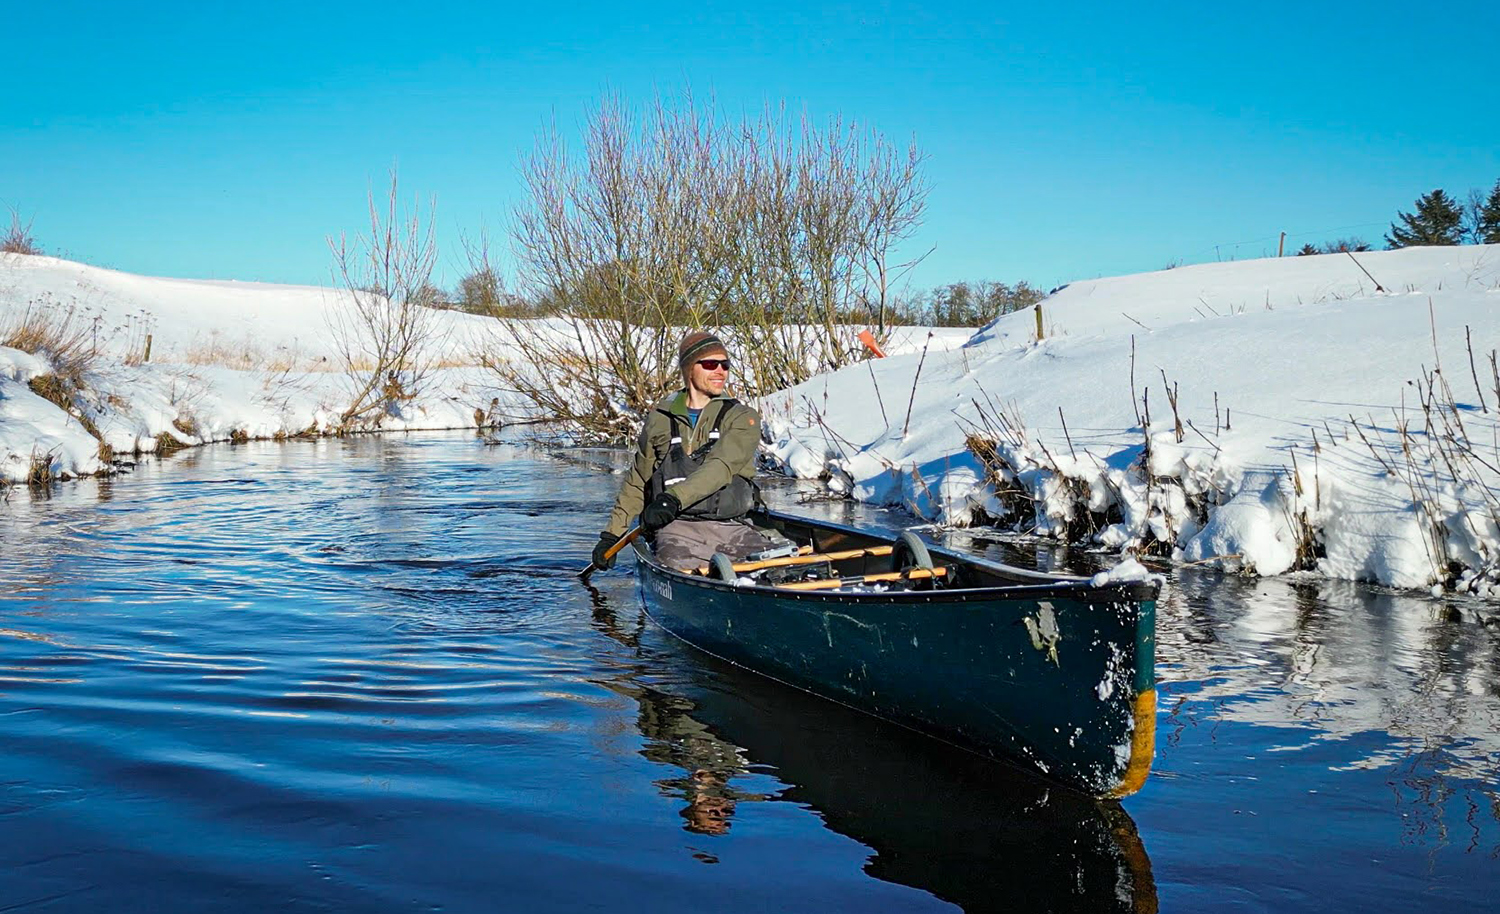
[634,518,1157,798]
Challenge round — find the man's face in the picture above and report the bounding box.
[685,348,730,399]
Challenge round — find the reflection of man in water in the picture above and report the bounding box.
[639,694,765,838]
[681,768,735,836]
[587,593,765,845]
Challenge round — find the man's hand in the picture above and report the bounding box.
[592,531,622,570]
[641,492,682,532]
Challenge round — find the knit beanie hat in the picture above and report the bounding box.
[677,330,728,370]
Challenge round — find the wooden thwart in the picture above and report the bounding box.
[777,566,948,591]
[693,544,892,576]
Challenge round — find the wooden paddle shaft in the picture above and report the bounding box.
[778,566,947,591]
[694,544,893,576]
[602,526,641,563]
[578,525,642,580]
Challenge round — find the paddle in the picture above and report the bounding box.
[578,525,642,582]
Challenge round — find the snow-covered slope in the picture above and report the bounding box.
[7,245,1500,594]
[763,245,1500,594]
[0,252,960,485]
[0,254,512,480]
[0,253,505,366]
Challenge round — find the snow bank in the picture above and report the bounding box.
[0,342,509,484]
[762,244,1500,593]
[0,346,105,481]
[8,244,1500,597]
[0,253,528,483]
[0,252,956,486]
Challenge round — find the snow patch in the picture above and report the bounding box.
[1090,558,1162,587]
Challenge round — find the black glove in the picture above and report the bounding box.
[641,492,682,532]
[592,531,622,570]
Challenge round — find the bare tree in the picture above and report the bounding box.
[483,91,929,443]
[722,106,929,389]
[457,229,532,316]
[327,170,447,430]
[1464,186,1494,245]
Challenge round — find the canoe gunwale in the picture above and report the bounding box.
[629,509,1161,605]
[635,556,1160,605]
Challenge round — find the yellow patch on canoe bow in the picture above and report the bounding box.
[1107,687,1157,799]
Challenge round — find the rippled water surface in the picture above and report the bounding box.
[2,433,1497,913]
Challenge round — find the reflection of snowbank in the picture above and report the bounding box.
[761,244,1500,591]
[1155,572,1500,792]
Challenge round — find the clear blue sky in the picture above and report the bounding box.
[5,1,1498,295]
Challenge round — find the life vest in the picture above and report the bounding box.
[646,399,756,520]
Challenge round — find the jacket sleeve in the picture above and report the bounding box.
[604,417,663,537]
[666,402,760,510]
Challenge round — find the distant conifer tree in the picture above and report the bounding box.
[1480,180,1500,244]
[1386,189,1465,248]
[1296,243,1320,256]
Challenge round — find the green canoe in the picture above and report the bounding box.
[632,509,1159,799]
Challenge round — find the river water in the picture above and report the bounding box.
[1,432,1496,913]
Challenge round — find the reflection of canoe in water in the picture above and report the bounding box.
[590,592,1157,913]
[633,509,1159,799]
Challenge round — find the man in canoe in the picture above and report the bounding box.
[592,330,773,571]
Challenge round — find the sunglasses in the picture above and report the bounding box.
[694,358,732,371]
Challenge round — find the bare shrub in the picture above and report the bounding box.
[2,207,42,255]
[719,103,928,390]
[26,448,57,487]
[486,91,928,443]
[457,267,504,315]
[1,298,98,381]
[1297,237,1371,255]
[1343,316,1500,590]
[328,170,448,429]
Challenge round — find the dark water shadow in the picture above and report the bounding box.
[584,586,1158,914]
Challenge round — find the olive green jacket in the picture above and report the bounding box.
[604,391,761,537]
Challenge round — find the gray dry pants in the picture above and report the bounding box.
[652,517,773,570]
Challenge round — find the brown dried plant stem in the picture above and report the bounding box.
[902,332,933,437]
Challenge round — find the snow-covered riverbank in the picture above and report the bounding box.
[762,243,1500,596]
[0,253,961,481]
[7,246,1500,597]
